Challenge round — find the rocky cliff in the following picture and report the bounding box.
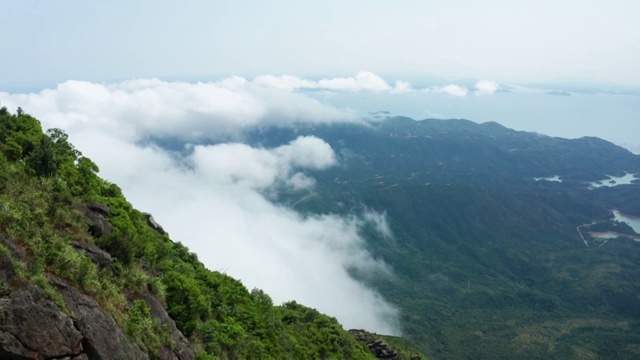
[0,203,193,360]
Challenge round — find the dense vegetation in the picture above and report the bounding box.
[0,107,429,359]
[243,118,640,359]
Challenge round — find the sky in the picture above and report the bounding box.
[1,0,639,334]
[1,0,639,88]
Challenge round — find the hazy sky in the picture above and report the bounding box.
[1,0,639,333]
[1,0,639,88]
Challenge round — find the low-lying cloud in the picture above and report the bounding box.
[191,136,336,190]
[254,71,413,94]
[475,80,500,95]
[1,77,360,142]
[427,84,469,97]
[1,77,401,334]
[421,81,501,97]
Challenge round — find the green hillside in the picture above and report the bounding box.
[0,108,428,359]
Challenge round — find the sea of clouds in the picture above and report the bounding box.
[6,72,483,334]
[8,71,633,334]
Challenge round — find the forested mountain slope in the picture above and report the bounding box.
[242,117,640,359]
[0,108,428,360]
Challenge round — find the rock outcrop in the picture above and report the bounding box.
[0,231,194,359]
[53,276,150,360]
[143,212,167,236]
[0,243,143,360]
[71,241,114,271]
[140,292,194,360]
[78,202,113,238]
[349,329,424,360]
[1,282,85,359]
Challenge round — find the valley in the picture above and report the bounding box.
[247,117,640,359]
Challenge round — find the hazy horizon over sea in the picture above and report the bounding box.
[2,78,638,154]
[309,86,640,153]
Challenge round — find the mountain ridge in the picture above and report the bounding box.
[239,116,640,359]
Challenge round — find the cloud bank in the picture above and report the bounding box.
[254,71,413,94]
[0,77,401,334]
[1,77,360,142]
[0,73,501,143]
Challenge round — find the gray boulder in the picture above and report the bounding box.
[143,212,167,236]
[78,202,113,238]
[0,282,84,359]
[71,241,114,271]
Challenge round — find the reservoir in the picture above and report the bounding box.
[589,173,639,188]
[613,210,640,234]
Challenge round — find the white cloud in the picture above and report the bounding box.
[253,71,412,94]
[427,84,469,97]
[363,211,393,240]
[390,80,414,94]
[253,74,317,91]
[0,77,360,143]
[318,71,392,92]
[287,172,316,190]
[475,80,499,95]
[104,133,398,334]
[275,136,336,169]
[191,136,335,190]
[442,84,468,96]
[0,78,401,334]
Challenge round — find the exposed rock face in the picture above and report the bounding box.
[349,329,423,360]
[367,339,400,360]
[0,282,84,359]
[78,202,113,238]
[143,212,167,236]
[0,248,146,360]
[71,241,114,271]
[85,202,110,217]
[140,293,194,360]
[0,236,194,360]
[52,276,150,360]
